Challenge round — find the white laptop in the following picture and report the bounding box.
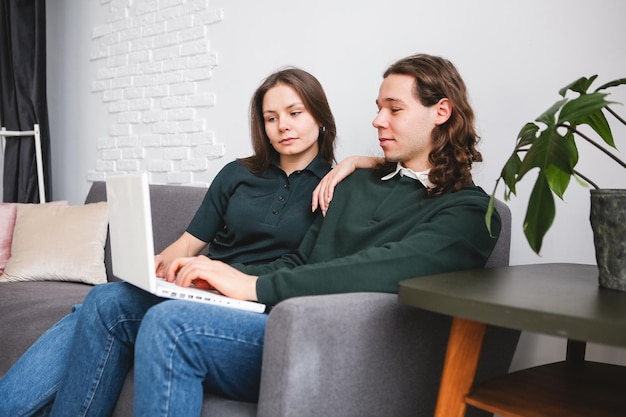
[105,173,266,314]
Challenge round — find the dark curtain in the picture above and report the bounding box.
[0,0,51,203]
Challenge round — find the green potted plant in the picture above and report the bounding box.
[486,75,626,290]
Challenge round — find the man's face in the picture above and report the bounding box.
[372,74,442,172]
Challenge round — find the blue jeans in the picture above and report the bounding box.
[1,282,267,417]
[0,306,79,417]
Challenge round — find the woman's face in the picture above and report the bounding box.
[262,83,320,164]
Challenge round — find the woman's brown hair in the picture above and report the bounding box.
[241,68,336,175]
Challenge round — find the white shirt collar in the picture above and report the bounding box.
[381,163,432,189]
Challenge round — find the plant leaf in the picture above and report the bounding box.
[582,110,615,148]
[595,78,626,92]
[559,75,597,96]
[516,122,540,149]
[517,128,576,181]
[536,98,568,125]
[500,152,522,194]
[523,173,555,254]
[558,92,609,125]
[544,164,571,199]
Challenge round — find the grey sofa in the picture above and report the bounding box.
[0,181,519,417]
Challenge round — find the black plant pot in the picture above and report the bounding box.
[590,189,626,291]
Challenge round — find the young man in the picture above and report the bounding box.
[39,53,501,417]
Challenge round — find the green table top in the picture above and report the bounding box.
[398,263,626,348]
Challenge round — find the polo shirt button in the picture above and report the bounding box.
[278,196,285,202]
[272,209,279,215]
[283,183,290,189]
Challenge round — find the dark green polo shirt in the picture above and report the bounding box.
[186,154,331,265]
[237,169,501,305]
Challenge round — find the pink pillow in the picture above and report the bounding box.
[0,203,18,274]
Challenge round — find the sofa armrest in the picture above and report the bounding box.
[257,292,519,417]
[257,292,450,417]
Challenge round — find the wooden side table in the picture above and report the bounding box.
[398,263,626,417]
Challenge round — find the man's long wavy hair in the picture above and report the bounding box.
[375,54,482,197]
[240,68,337,175]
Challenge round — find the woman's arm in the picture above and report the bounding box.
[155,232,208,278]
[312,156,382,215]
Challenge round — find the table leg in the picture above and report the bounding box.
[434,317,487,417]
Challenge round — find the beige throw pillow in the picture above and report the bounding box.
[0,201,109,285]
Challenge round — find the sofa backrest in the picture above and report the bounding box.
[485,198,511,269]
[84,181,208,282]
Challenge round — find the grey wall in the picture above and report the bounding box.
[46,0,626,372]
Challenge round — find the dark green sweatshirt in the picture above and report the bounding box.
[238,169,501,306]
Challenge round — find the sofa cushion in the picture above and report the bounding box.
[0,202,109,285]
[0,203,17,274]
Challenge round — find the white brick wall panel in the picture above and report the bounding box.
[194,143,226,159]
[112,76,132,89]
[166,172,192,184]
[179,26,206,43]
[188,131,215,145]
[180,40,208,57]
[128,50,152,64]
[147,159,172,172]
[92,0,225,186]
[142,21,167,37]
[117,65,138,77]
[134,74,158,87]
[90,44,108,61]
[163,147,189,160]
[87,171,107,182]
[161,96,186,109]
[137,61,162,74]
[187,92,216,107]
[140,135,162,147]
[178,120,205,133]
[162,134,188,147]
[142,111,166,123]
[124,87,143,100]
[117,159,140,171]
[154,45,179,61]
[167,108,195,121]
[117,135,140,147]
[181,0,210,15]
[96,160,116,172]
[168,15,194,32]
[153,122,178,135]
[122,147,146,159]
[145,85,169,98]
[109,101,130,113]
[181,158,208,171]
[97,67,117,80]
[118,111,141,123]
[106,55,128,68]
[102,149,122,161]
[119,27,141,42]
[109,124,131,137]
[134,0,158,16]
[97,137,117,149]
[161,0,185,9]
[196,9,224,25]
[169,82,196,96]
[157,71,184,85]
[128,98,153,111]
[110,42,131,57]
[154,32,179,49]
[92,24,111,39]
[131,37,154,52]
[103,89,124,102]
[92,80,110,92]
[184,68,211,82]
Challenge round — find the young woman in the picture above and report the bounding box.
[0,68,369,417]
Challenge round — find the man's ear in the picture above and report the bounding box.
[434,98,452,125]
